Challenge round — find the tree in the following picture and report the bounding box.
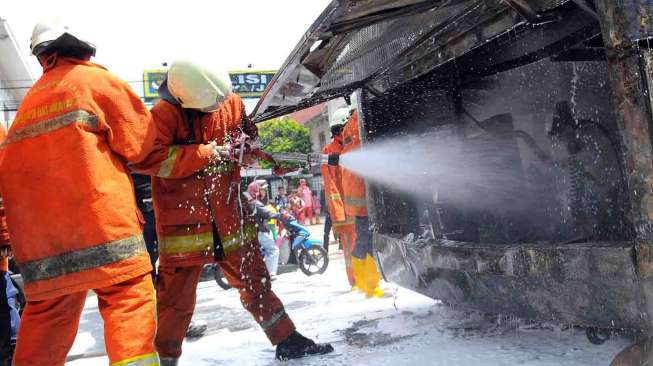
[257,118,312,169]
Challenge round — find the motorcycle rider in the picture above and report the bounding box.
[247,180,280,277]
[135,60,333,364]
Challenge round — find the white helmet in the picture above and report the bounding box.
[167,60,232,112]
[30,18,96,57]
[330,107,352,127]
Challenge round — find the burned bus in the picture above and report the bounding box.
[251,0,653,341]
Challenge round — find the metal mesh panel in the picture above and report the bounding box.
[534,0,570,11]
[319,1,475,92]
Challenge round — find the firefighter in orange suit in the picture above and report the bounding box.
[0,19,166,366]
[0,123,17,366]
[0,124,8,276]
[340,109,384,298]
[321,108,357,288]
[137,60,333,365]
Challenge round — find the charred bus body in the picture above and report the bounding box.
[253,1,653,333]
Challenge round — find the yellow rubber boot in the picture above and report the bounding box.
[363,255,382,298]
[371,287,385,298]
[351,257,367,293]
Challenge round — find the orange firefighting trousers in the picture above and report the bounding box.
[335,225,357,287]
[13,273,157,366]
[155,242,295,358]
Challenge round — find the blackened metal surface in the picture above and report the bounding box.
[375,233,643,329]
[595,0,653,332]
[596,0,653,46]
[252,0,591,122]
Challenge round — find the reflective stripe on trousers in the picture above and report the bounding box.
[221,224,257,253]
[20,234,147,284]
[158,232,213,255]
[111,352,159,366]
[260,309,287,330]
[158,224,257,256]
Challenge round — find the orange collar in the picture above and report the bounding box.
[43,56,108,73]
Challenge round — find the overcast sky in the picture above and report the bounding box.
[3,0,331,86]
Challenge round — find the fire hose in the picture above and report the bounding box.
[214,133,341,176]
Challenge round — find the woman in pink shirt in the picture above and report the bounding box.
[297,179,315,225]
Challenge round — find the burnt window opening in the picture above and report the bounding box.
[364,57,633,246]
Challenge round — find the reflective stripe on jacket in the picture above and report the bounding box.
[149,94,259,267]
[0,57,162,300]
[341,112,368,217]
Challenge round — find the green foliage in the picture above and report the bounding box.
[258,118,312,169]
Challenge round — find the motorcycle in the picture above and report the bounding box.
[212,211,329,290]
[279,211,329,276]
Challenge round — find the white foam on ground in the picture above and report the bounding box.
[65,242,627,365]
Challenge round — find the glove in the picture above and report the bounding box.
[211,142,230,161]
[210,134,258,166]
[327,153,340,166]
[0,245,12,258]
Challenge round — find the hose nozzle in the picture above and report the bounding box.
[268,152,339,166]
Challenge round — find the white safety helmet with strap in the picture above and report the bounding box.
[30,18,96,57]
[330,107,352,127]
[167,60,233,112]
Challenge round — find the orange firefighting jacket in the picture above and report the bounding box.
[145,94,259,267]
[341,112,368,217]
[0,57,165,300]
[0,125,8,273]
[321,135,354,230]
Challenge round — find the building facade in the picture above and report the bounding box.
[0,18,34,128]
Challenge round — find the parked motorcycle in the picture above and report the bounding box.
[212,211,328,289]
[280,212,329,276]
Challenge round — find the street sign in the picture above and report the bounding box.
[142,69,276,101]
[229,70,276,98]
